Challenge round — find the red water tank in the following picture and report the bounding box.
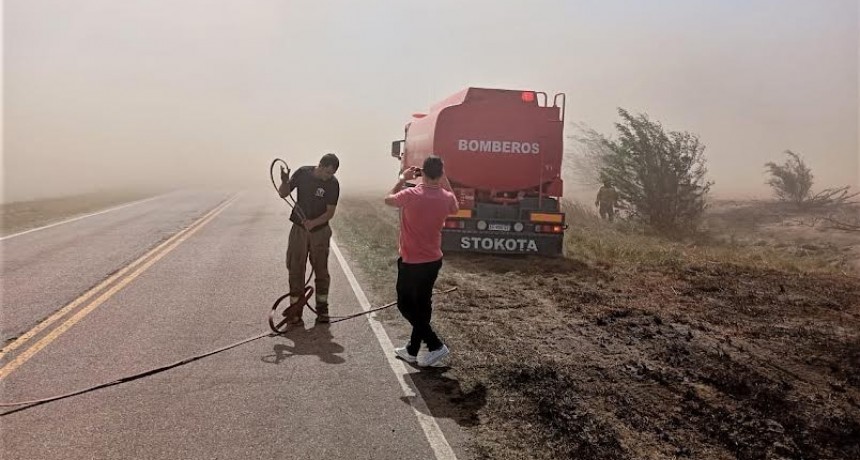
[402,88,564,195]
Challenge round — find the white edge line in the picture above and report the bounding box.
[0,194,168,241]
[329,237,458,460]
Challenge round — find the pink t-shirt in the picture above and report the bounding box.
[392,184,459,264]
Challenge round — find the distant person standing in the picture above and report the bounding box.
[595,180,619,222]
[384,155,459,367]
[278,153,340,324]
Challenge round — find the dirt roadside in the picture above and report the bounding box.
[331,194,860,460]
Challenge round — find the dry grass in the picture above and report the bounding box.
[330,196,400,305]
[563,200,853,274]
[1,189,158,236]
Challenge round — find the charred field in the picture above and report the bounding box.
[331,195,860,460]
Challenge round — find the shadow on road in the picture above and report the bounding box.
[261,324,345,364]
[400,366,487,427]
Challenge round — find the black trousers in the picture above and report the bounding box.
[396,257,443,355]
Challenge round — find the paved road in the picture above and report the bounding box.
[0,190,468,460]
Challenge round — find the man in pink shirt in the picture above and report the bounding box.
[384,155,459,367]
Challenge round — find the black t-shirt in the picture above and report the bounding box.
[286,166,340,226]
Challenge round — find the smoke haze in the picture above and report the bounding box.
[3,0,858,202]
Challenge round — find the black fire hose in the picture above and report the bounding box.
[267,158,317,333]
[0,160,456,413]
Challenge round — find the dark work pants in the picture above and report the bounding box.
[396,257,443,355]
[286,223,331,319]
[599,203,615,222]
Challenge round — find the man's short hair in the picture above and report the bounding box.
[319,153,340,171]
[422,155,444,180]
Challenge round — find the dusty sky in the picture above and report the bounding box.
[2,0,858,202]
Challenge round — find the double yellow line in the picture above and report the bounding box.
[0,194,240,380]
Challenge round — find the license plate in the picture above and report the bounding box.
[488,223,511,231]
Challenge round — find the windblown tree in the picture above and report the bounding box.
[566,123,613,188]
[765,150,858,208]
[591,108,713,234]
[764,150,814,206]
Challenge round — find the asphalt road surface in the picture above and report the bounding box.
[1,190,468,460]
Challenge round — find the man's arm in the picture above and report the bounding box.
[385,167,419,207]
[305,204,337,230]
[305,180,339,230]
[278,174,290,198]
[448,193,460,214]
[440,174,455,193]
[384,180,407,207]
[278,167,300,198]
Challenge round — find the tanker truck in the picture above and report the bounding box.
[390,87,567,256]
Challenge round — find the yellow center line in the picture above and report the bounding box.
[0,194,240,380]
[0,196,233,360]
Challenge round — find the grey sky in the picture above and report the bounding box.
[3,0,858,201]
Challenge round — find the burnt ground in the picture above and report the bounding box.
[331,196,860,460]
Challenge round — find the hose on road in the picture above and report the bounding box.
[0,159,455,414]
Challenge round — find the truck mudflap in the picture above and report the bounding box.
[442,230,563,256]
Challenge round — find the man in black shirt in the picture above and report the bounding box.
[278,153,340,324]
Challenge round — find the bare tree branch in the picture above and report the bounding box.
[822,216,860,232]
[808,186,860,208]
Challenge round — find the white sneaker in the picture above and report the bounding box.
[418,345,450,367]
[394,346,417,363]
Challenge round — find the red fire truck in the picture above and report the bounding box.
[391,87,567,256]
